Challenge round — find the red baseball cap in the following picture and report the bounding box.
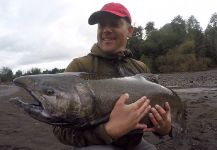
[88,2,131,25]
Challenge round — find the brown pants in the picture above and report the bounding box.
[73,139,157,150]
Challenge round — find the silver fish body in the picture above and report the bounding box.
[10,72,186,132]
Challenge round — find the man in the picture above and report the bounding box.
[53,2,172,150]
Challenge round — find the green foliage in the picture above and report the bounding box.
[0,67,13,82]
[15,70,23,78]
[171,15,187,44]
[186,15,205,57]
[24,67,65,75]
[140,55,153,70]
[204,12,217,63]
[42,68,65,74]
[127,26,145,59]
[186,15,202,33]
[128,13,217,73]
[145,22,156,36]
[156,41,212,72]
[25,68,41,75]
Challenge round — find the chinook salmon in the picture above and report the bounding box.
[10,72,186,132]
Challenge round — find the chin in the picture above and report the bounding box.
[100,45,116,53]
[102,48,116,53]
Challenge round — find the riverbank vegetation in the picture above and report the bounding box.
[127,13,217,73]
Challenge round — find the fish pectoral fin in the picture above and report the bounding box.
[89,115,110,127]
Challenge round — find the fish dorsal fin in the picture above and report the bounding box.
[135,73,159,83]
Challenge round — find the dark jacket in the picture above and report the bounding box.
[53,44,150,149]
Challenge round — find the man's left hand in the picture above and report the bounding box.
[143,102,172,136]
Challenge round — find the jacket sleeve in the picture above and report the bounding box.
[52,59,113,146]
[53,124,113,146]
[65,59,83,72]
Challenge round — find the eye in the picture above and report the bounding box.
[45,89,55,96]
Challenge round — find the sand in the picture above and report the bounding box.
[0,69,217,150]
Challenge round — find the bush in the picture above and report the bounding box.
[0,67,13,82]
[156,53,212,72]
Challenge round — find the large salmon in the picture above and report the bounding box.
[10,72,186,133]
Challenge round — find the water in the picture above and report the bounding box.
[0,85,19,97]
[173,87,217,93]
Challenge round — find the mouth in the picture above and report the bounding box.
[103,38,115,41]
[102,36,116,42]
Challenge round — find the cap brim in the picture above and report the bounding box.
[88,11,125,25]
[88,11,102,25]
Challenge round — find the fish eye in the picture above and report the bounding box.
[45,89,55,96]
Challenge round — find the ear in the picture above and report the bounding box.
[127,26,134,38]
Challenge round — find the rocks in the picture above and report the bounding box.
[158,69,217,88]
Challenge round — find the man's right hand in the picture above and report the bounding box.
[105,93,151,139]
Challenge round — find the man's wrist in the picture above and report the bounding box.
[96,123,114,144]
[153,125,172,137]
[105,122,119,139]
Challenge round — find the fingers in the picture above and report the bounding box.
[164,102,171,113]
[143,127,156,132]
[132,96,151,122]
[148,102,172,135]
[137,97,150,115]
[133,96,148,109]
[149,112,160,128]
[135,123,156,132]
[155,104,167,121]
[135,123,147,129]
[116,93,129,106]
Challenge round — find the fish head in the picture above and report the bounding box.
[10,73,94,128]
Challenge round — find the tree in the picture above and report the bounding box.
[205,12,217,63]
[156,40,212,72]
[186,15,204,56]
[209,12,217,27]
[171,15,187,44]
[51,68,65,74]
[0,67,13,82]
[42,68,65,74]
[186,16,201,30]
[127,26,145,59]
[42,69,52,74]
[15,70,23,78]
[25,68,41,75]
[145,22,156,36]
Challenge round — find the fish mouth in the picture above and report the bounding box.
[11,77,43,110]
[10,78,49,124]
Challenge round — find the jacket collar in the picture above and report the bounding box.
[89,43,133,61]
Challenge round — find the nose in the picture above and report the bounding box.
[102,25,113,33]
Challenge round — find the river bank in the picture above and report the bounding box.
[0,69,217,150]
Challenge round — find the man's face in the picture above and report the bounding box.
[97,14,133,54]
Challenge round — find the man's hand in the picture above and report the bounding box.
[144,102,172,136]
[105,93,151,139]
